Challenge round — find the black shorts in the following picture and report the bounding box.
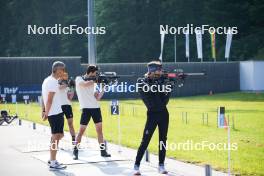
[80,108,102,125]
[61,105,73,119]
[48,113,64,134]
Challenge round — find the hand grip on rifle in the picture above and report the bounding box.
[58,72,76,89]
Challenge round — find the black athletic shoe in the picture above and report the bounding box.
[101,150,111,157]
[73,146,78,160]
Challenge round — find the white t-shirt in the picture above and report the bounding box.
[75,76,100,109]
[42,75,62,116]
[58,87,71,106]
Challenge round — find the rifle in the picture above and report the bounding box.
[164,69,206,87]
[58,72,75,90]
[146,69,206,88]
[82,72,121,85]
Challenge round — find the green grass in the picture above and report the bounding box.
[2,92,264,175]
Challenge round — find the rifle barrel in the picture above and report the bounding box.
[184,73,205,76]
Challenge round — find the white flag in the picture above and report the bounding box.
[185,31,190,60]
[159,31,166,62]
[225,30,233,59]
[195,29,203,60]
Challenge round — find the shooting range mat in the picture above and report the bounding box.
[47,161,182,176]
[32,149,130,165]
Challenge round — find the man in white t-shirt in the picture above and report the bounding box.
[58,72,76,145]
[73,65,111,160]
[41,61,67,170]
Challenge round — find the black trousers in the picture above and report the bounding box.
[135,109,169,166]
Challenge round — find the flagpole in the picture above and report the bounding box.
[87,0,96,64]
[228,125,231,176]
[174,34,177,63]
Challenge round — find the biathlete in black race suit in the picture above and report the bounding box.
[73,65,111,160]
[133,60,172,175]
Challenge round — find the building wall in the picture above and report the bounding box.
[240,61,264,91]
[0,57,81,101]
[0,57,240,101]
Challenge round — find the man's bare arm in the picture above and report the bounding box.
[43,92,55,120]
[94,90,104,101]
[41,96,46,120]
[41,96,45,112]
